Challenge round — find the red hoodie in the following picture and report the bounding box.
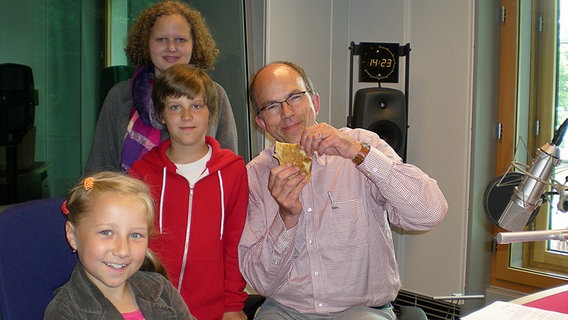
[129,136,248,320]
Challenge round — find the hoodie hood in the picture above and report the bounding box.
[141,136,240,175]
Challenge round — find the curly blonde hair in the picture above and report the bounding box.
[125,0,219,69]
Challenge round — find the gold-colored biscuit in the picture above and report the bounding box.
[274,141,312,182]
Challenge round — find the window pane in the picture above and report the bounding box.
[551,0,568,254]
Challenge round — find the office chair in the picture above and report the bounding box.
[0,197,77,319]
[398,305,428,320]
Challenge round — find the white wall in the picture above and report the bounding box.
[248,0,351,148]
[248,0,497,312]
[402,0,474,296]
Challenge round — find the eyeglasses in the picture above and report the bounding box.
[257,91,309,115]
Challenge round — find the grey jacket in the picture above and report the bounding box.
[44,263,194,319]
[85,80,238,174]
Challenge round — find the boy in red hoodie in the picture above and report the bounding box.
[129,64,248,320]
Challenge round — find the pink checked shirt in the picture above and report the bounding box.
[239,128,448,315]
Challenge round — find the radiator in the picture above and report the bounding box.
[395,289,462,320]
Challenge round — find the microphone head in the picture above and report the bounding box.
[483,172,540,231]
[495,142,560,231]
[497,197,541,231]
[485,139,561,232]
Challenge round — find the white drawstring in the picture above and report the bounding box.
[159,167,167,233]
[218,171,225,240]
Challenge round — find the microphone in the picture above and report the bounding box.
[497,119,568,231]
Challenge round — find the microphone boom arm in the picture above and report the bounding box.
[496,229,568,244]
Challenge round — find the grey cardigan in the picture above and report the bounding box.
[44,263,194,319]
[85,80,238,174]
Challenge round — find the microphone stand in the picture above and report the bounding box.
[496,229,568,244]
[495,119,568,243]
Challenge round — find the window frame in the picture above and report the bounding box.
[493,0,568,292]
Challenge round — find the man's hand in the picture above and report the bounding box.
[268,163,308,229]
[301,122,360,160]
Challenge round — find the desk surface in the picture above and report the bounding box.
[511,284,568,314]
[462,285,568,319]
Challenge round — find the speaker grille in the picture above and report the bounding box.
[352,87,407,160]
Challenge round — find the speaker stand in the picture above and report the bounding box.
[3,134,18,202]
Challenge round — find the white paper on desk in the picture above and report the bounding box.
[462,301,568,320]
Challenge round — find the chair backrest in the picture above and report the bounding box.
[0,198,77,319]
[398,305,429,320]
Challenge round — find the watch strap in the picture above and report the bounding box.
[352,142,370,166]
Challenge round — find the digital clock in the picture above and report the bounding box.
[359,42,399,83]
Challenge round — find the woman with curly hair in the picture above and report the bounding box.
[86,0,238,174]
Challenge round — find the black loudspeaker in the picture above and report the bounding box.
[0,63,37,145]
[352,87,407,160]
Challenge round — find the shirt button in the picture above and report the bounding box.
[309,240,314,245]
[372,167,378,173]
[318,303,323,307]
[307,207,313,213]
[314,271,319,276]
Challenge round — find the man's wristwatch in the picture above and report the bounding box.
[352,142,370,166]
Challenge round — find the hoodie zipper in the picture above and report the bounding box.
[160,163,225,291]
[177,186,194,290]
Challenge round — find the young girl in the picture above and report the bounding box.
[44,172,194,319]
[129,64,248,320]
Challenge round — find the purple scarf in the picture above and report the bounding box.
[120,65,164,170]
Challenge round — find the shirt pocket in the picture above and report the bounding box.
[322,197,370,248]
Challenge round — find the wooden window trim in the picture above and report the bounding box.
[492,0,568,292]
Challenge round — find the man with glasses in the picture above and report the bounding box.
[238,61,447,319]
